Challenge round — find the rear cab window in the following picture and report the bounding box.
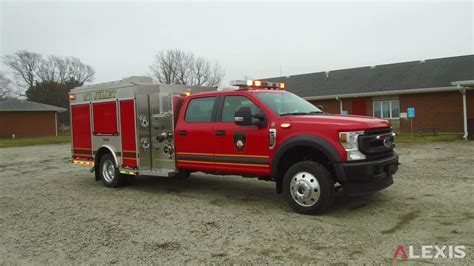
[185,97,216,123]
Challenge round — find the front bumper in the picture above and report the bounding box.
[333,153,399,196]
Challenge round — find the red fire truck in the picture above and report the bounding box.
[70,76,398,214]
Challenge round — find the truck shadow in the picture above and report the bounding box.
[121,173,388,214]
[331,193,386,213]
[126,174,285,209]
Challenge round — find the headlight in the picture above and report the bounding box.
[339,131,366,161]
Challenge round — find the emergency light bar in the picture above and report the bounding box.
[230,80,285,90]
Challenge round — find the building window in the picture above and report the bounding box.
[373,100,400,118]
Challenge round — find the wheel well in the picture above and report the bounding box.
[275,146,335,193]
[94,147,113,180]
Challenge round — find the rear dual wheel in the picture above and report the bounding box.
[99,153,126,188]
[283,161,335,215]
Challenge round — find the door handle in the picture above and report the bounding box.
[178,130,188,136]
[215,130,226,136]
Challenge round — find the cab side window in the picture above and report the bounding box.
[221,96,262,122]
[185,97,216,123]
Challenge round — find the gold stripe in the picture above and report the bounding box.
[217,153,269,159]
[123,157,137,160]
[177,159,269,168]
[177,159,211,164]
[176,152,214,156]
[214,161,269,167]
[177,152,269,159]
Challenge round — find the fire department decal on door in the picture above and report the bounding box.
[233,131,246,152]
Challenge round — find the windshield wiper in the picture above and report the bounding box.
[280,111,323,116]
[280,112,309,116]
[307,111,324,114]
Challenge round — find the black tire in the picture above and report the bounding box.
[98,153,126,188]
[283,161,335,215]
[175,170,191,180]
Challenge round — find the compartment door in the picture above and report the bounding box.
[71,104,92,160]
[120,99,137,169]
[92,101,118,135]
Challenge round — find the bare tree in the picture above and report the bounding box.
[36,56,58,82]
[3,50,95,89]
[67,57,95,84]
[2,50,42,89]
[0,73,15,99]
[37,56,95,84]
[149,49,224,86]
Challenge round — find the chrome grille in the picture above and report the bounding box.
[358,128,394,159]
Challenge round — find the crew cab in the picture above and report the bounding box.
[70,77,398,214]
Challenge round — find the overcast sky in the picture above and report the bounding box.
[1,1,473,86]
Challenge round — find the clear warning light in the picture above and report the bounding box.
[230,80,285,90]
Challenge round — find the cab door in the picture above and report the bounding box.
[175,96,217,172]
[213,95,270,176]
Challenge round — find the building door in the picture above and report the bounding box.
[468,118,474,139]
[352,100,367,116]
[213,95,270,176]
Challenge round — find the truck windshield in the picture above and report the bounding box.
[255,92,323,116]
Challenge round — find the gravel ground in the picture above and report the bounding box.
[0,142,473,264]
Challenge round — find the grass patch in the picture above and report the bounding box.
[396,134,464,142]
[0,135,70,148]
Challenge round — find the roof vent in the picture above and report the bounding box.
[420,59,425,63]
[325,71,330,79]
[370,65,376,69]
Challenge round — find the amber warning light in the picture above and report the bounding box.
[69,94,76,101]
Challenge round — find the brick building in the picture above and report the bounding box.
[0,99,66,138]
[266,55,474,138]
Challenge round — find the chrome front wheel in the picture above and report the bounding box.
[283,161,335,215]
[290,171,321,207]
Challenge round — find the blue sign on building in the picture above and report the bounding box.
[407,107,416,118]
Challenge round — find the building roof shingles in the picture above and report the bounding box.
[0,99,66,112]
[266,54,474,97]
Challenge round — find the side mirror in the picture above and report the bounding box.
[234,106,253,126]
[252,113,267,128]
[234,106,267,128]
